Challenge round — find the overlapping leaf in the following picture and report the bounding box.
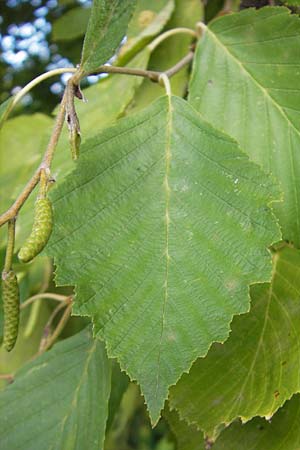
[164,406,203,450]
[80,0,136,74]
[0,328,111,450]
[189,7,300,245]
[47,94,280,423]
[170,246,300,437]
[213,395,300,450]
[117,0,174,65]
[0,114,52,248]
[128,0,202,114]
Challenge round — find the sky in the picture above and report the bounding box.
[0,0,94,102]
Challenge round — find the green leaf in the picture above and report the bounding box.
[1,49,150,251]
[0,328,111,450]
[106,361,130,431]
[213,395,300,450]
[80,0,136,74]
[127,0,202,114]
[0,114,53,249]
[52,6,91,41]
[164,406,203,450]
[189,6,300,246]
[170,246,300,437]
[47,95,280,423]
[0,98,13,130]
[117,0,175,65]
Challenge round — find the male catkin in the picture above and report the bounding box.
[18,197,53,263]
[2,270,20,352]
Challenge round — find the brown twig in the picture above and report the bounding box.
[86,51,195,83]
[0,373,14,384]
[165,51,194,78]
[0,50,195,228]
[89,65,161,82]
[21,292,71,310]
[0,93,67,227]
[3,219,16,272]
[39,302,72,354]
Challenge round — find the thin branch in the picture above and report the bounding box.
[89,50,195,82]
[0,373,14,383]
[0,50,195,228]
[0,93,67,227]
[21,293,71,310]
[46,301,68,327]
[165,51,194,78]
[11,68,76,111]
[42,91,67,168]
[90,64,160,82]
[3,219,16,272]
[39,303,72,354]
[148,27,196,52]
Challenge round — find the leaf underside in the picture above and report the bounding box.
[170,246,300,437]
[0,328,111,450]
[47,95,280,423]
[189,7,300,245]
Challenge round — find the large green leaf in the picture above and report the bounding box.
[117,0,174,65]
[80,0,136,74]
[47,95,280,423]
[170,246,300,437]
[0,328,111,450]
[213,395,300,450]
[189,6,300,246]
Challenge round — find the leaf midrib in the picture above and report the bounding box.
[155,94,173,405]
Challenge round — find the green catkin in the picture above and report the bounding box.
[18,197,53,263]
[2,270,20,352]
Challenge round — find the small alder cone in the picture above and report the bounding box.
[18,197,53,263]
[2,270,20,352]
